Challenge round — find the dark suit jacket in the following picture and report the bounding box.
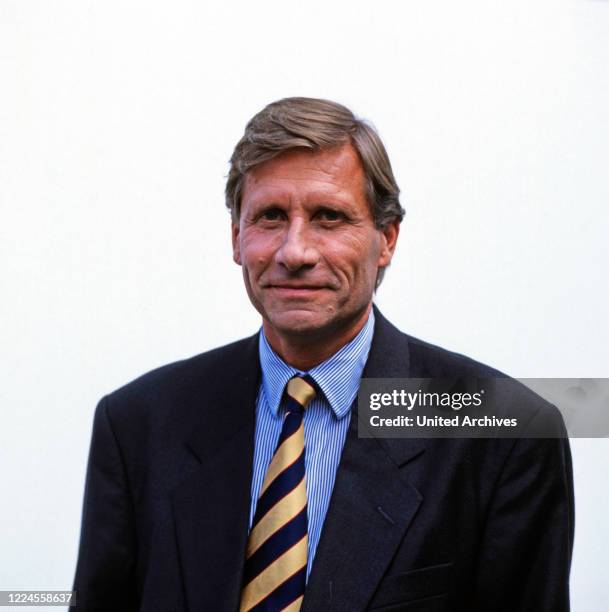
[71,308,574,611]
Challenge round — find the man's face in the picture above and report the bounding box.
[232,143,399,341]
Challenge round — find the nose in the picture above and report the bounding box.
[274,218,320,272]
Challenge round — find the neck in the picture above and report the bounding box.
[263,304,372,371]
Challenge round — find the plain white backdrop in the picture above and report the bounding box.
[2,0,608,609]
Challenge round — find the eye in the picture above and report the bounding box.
[316,208,343,223]
[259,207,285,222]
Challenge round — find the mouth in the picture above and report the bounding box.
[266,285,328,298]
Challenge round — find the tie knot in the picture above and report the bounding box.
[286,375,317,409]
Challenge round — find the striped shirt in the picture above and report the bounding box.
[249,310,375,578]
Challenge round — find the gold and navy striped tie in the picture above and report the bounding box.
[240,375,317,612]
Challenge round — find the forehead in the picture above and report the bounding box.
[242,143,367,204]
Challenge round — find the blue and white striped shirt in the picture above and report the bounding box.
[249,310,375,578]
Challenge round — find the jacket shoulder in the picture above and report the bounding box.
[100,334,259,427]
[402,332,564,432]
[404,332,506,378]
[374,308,562,430]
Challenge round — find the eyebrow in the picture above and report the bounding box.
[247,192,357,209]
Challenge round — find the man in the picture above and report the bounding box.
[71,97,574,611]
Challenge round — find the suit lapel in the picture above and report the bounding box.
[172,334,260,612]
[302,307,426,612]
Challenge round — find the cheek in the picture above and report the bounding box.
[240,231,277,270]
[322,232,380,281]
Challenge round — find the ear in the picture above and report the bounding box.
[232,221,242,265]
[377,218,400,267]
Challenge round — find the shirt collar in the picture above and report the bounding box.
[258,309,375,420]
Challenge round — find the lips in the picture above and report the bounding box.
[266,285,328,298]
[269,285,325,290]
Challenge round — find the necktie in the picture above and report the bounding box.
[240,375,317,612]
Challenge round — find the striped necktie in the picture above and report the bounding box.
[240,375,317,612]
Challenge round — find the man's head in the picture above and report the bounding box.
[227,97,404,354]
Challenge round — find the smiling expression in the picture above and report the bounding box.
[232,142,399,344]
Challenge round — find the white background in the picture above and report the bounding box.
[1,0,608,609]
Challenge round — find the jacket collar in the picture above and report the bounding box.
[258,309,375,420]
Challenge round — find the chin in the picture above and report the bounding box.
[268,309,334,336]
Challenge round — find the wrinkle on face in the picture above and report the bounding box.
[232,143,399,361]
